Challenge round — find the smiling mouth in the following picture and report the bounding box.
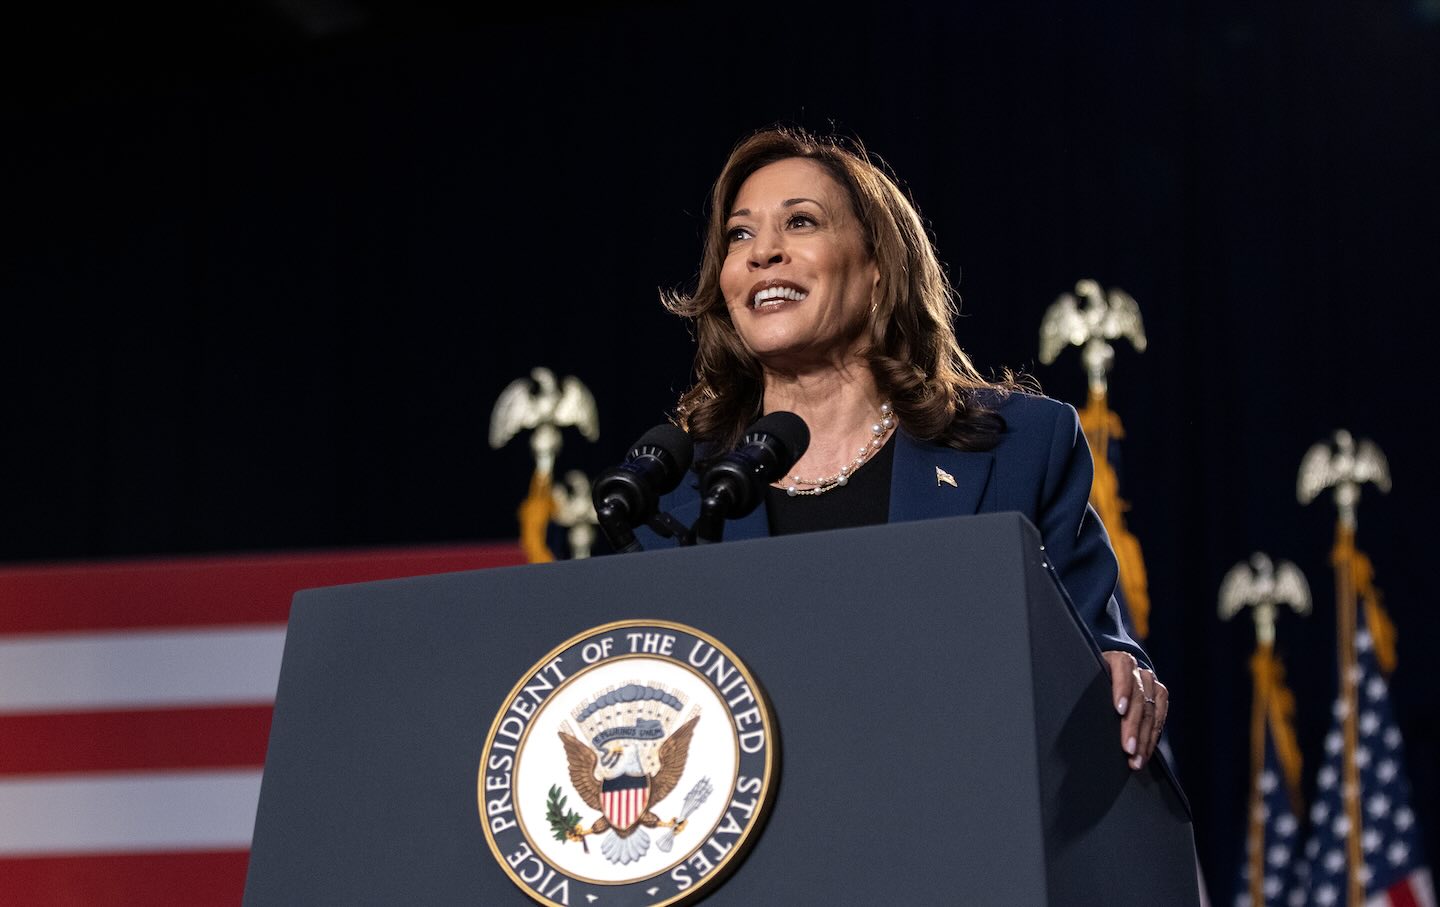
[751,285,809,309]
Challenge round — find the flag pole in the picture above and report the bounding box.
[1298,429,1392,906]
[1220,553,1310,906]
[1039,279,1151,636]
[1334,519,1365,906]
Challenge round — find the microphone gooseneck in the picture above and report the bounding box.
[592,423,694,553]
[693,411,810,544]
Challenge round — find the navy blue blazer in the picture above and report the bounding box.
[636,392,1149,667]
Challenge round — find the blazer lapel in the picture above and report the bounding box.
[889,432,994,522]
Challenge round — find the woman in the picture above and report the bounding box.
[644,126,1167,772]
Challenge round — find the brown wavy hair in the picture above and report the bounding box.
[665,125,1017,457]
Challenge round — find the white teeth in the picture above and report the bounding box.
[751,286,808,307]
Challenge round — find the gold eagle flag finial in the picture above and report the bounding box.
[1218,552,1310,907]
[1297,429,1391,531]
[1218,552,1312,648]
[1038,278,1147,398]
[489,367,600,562]
[550,470,600,559]
[1039,279,1151,636]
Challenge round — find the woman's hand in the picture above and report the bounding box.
[1101,650,1168,770]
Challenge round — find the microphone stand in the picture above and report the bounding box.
[597,504,695,553]
[691,491,732,545]
[595,502,642,554]
[651,511,694,547]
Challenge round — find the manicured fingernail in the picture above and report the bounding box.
[1131,755,1143,770]
[1126,736,1137,755]
[1116,696,1128,715]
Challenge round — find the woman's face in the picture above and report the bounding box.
[719,158,879,371]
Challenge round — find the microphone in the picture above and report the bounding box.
[592,423,694,553]
[693,411,810,543]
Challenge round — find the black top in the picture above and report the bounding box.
[765,434,896,535]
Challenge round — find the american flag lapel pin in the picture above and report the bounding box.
[936,466,957,487]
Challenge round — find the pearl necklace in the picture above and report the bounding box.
[782,402,895,496]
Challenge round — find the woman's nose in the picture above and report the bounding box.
[748,226,787,269]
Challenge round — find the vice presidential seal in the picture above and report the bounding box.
[478,620,775,906]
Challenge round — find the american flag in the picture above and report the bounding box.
[1291,611,1435,907]
[0,543,523,906]
[1234,699,1305,905]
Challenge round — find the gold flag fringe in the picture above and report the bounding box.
[1331,526,1397,675]
[518,470,556,563]
[1251,647,1305,813]
[1247,644,1305,905]
[1078,390,1152,637]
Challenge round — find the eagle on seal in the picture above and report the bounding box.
[557,715,699,865]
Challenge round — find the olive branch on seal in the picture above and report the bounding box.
[545,785,587,852]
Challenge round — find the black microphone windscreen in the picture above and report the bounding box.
[628,423,694,492]
[747,411,810,462]
[592,423,696,550]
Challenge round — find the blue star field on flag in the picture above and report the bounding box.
[1234,732,1304,906]
[1290,613,1434,907]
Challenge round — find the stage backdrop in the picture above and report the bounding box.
[3,2,1437,904]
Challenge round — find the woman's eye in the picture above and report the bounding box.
[726,226,752,242]
[787,214,817,229]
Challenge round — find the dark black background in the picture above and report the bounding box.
[4,1,1437,901]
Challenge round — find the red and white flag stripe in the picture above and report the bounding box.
[603,785,648,832]
[0,543,524,906]
[1372,868,1438,907]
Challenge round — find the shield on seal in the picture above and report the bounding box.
[601,774,650,833]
